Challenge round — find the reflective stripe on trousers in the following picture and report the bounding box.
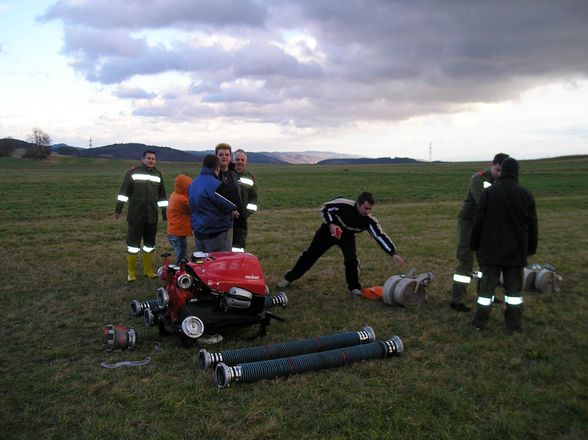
[476,296,494,306]
[505,295,524,305]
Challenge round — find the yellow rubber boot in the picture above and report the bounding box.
[142,252,158,279]
[127,254,137,282]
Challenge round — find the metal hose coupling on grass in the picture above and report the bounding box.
[101,324,161,351]
[199,326,376,371]
[214,335,403,388]
[264,291,289,308]
[129,299,163,316]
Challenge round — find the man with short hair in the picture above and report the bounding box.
[470,157,538,331]
[189,154,239,252]
[232,149,258,251]
[215,143,243,247]
[276,192,405,295]
[115,150,167,282]
[450,153,509,312]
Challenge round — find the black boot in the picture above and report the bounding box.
[472,307,491,330]
[450,302,472,312]
[505,306,523,332]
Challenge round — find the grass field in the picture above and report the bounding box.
[0,155,587,439]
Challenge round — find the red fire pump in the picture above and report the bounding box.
[128,251,287,346]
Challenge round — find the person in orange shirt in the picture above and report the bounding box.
[166,173,193,262]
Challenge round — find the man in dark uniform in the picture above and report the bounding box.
[215,143,243,250]
[232,149,258,252]
[470,157,538,331]
[115,150,167,282]
[276,192,405,295]
[450,153,509,312]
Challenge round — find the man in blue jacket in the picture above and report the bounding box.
[189,155,239,252]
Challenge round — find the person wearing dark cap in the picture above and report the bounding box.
[470,157,538,331]
[450,153,510,312]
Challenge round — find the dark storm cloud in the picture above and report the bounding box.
[42,0,266,29]
[43,0,588,126]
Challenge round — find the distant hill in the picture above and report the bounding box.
[266,151,360,164]
[185,150,285,164]
[2,138,425,164]
[318,157,421,165]
[0,137,32,151]
[76,143,203,162]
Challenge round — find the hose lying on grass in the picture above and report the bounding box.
[214,335,403,388]
[198,326,376,370]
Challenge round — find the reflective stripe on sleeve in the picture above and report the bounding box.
[127,246,141,254]
[132,174,161,183]
[505,295,524,305]
[483,181,492,188]
[477,296,493,306]
[158,200,168,208]
[453,274,472,284]
[246,203,258,212]
[117,195,129,202]
[239,177,254,187]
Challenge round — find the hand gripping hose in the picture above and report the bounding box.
[215,335,403,388]
[198,326,375,370]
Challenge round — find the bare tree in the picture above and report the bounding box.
[24,128,52,159]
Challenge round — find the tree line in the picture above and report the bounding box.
[0,128,52,159]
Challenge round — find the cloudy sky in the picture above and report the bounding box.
[1,0,587,161]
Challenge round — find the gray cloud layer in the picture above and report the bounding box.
[42,0,588,127]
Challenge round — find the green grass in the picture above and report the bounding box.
[0,155,587,439]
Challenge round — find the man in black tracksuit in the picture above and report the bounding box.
[470,158,538,331]
[276,192,405,295]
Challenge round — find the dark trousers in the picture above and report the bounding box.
[233,221,248,249]
[126,222,157,252]
[285,224,360,291]
[474,265,524,330]
[451,216,474,303]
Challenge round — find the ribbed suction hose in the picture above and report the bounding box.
[215,335,403,388]
[199,326,376,371]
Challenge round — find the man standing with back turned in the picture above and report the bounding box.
[189,154,239,252]
[115,150,168,282]
[450,153,509,312]
[276,192,405,295]
[470,157,538,331]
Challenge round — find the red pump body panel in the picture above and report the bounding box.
[188,252,267,296]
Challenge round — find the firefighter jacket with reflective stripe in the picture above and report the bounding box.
[459,168,494,220]
[115,164,167,224]
[237,169,258,219]
[189,167,237,238]
[471,176,538,266]
[320,198,397,256]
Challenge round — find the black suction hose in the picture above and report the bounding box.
[215,335,403,388]
[198,326,375,370]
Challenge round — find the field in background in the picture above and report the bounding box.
[0,156,587,439]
